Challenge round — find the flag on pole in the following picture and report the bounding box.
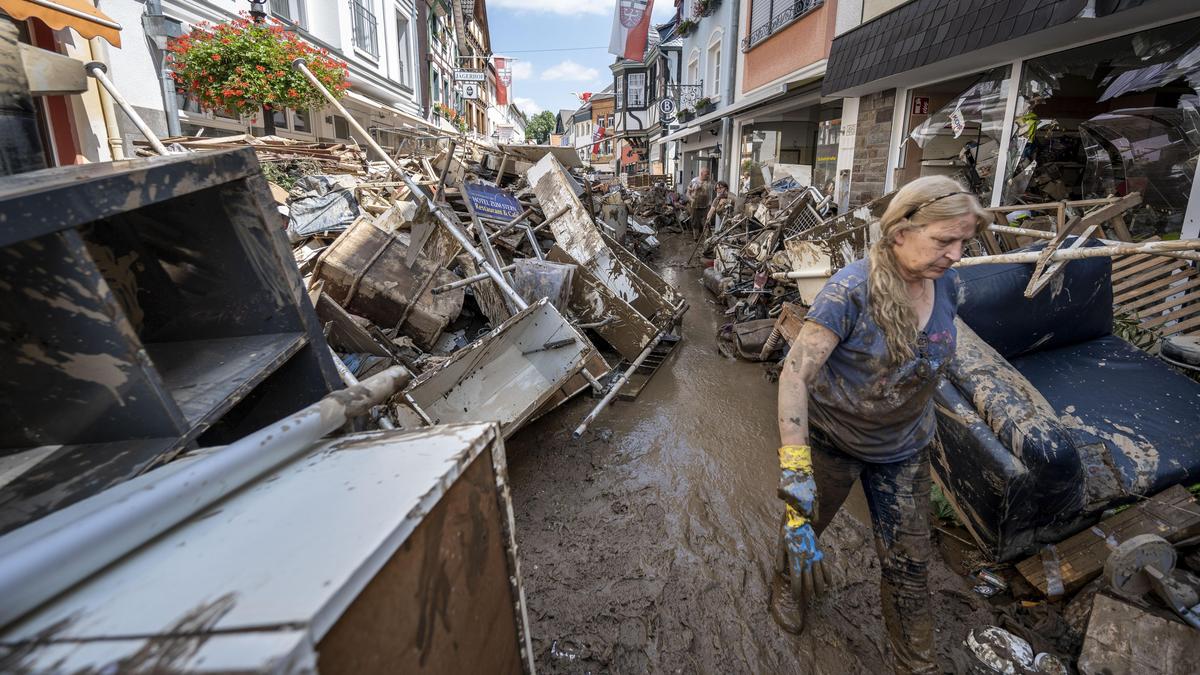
[609,0,654,61]
[592,125,605,155]
[493,57,511,106]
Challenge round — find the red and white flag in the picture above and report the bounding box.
[609,0,654,61]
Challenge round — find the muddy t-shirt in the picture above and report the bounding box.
[803,258,959,463]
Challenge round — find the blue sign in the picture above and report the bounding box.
[463,181,523,221]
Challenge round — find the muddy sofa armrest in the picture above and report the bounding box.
[932,321,1087,561]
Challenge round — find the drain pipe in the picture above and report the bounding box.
[88,37,125,160]
[719,1,741,185]
[0,366,409,630]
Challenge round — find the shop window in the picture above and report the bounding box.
[900,66,1012,203]
[814,102,841,194]
[1002,18,1200,238]
[332,115,352,140]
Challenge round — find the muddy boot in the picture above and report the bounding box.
[769,514,806,634]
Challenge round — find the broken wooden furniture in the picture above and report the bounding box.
[0,421,534,673]
[0,149,341,537]
[933,249,1200,561]
[1015,484,1200,598]
[1077,593,1200,674]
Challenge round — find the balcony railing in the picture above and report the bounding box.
[350,0,379,58]
[666,83,704,112]
[742,0,824,52]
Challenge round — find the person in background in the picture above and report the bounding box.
[686,168,714,240]
[706,180,731,232]
[772,176,988,674]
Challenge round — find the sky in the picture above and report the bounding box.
[487,0,676,118]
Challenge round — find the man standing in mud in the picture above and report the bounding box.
[686,168,714,240]
[772,176,987,674]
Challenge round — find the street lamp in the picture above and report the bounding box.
[249,0,268,23]
[248,0,276,135]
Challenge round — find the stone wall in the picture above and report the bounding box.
[849,88,894,207]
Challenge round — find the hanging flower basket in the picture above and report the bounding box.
[168,13,349,117]
[677,18,698,37]
[695,0,721,17]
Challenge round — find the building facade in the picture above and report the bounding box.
[825,0,1200,239]
[589,89,616,172]
[103,0,427,153]
[668,0,740,187]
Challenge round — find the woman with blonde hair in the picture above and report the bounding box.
[771,176,988,673]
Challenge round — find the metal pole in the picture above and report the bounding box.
[292,59,528,312]
[573,331,668,438]
[432,263,517,294]
[327,346,400,430]
[0,367,408,629]
[85,62,169,155]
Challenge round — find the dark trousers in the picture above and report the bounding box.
[688,206,707,238]
[810,428,937,675]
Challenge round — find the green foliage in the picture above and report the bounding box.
[260,158,322,191]
[169,14,348,117]
[931,483,961,525]
[525,110,556,144]
[1113,310,1161,352]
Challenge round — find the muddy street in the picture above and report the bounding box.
[506,234,996,673]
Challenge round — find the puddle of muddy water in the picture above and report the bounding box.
[506,234,999,673]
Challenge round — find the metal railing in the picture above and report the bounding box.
[742,0,824,52]
[350,0,379,58]
[666,83,704,111]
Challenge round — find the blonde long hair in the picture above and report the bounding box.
[867,176,988,365]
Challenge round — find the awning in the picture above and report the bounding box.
[653,123,701,146]
[0,0,122,47]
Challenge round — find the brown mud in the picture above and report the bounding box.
[506,234,998,673]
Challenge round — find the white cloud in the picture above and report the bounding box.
[541,60,600,81]
[514,97,544,115]
[489,0,610,15]
[510,61,534,81]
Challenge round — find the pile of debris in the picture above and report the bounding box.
[282,136,686,440]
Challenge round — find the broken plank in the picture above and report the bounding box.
[547,246,657,362]
[1078,594,1200,675]
[1015,485,1200,597]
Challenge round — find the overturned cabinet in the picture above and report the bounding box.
[0,423,535,673]
[0,149,340,535]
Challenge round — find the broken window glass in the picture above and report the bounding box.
[904,66,1012,202]
[1002,18,1200,238]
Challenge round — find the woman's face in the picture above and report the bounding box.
[892,215,978,281]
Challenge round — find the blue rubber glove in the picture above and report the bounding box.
[777,445,830,604]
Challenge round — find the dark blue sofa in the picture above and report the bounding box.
[933,247,1200,561]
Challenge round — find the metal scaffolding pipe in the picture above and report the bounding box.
[85,62,168,156]
[0,367,409,629]
[291,59,528,312]
[432,264,518,294]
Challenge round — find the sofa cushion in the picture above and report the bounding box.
[1011,335,1200,495]
[957,241,1113,359]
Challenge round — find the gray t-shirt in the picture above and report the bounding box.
[803,258,960,463]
